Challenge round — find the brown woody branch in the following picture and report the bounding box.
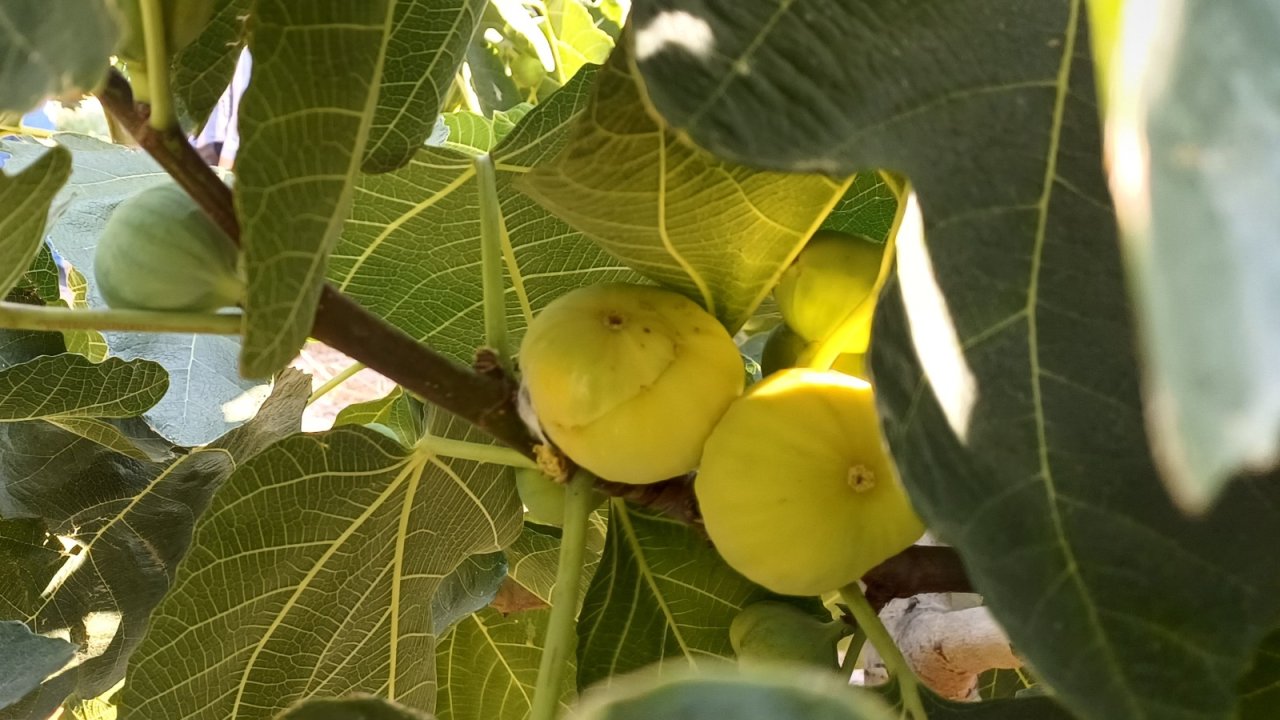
[862,545,972,613]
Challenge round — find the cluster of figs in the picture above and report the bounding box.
[517,231,925,598]
[94,182,925,600]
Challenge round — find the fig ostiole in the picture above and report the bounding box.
[774,231,884,354]
[518,283,744,485]
[94,181,244,312]
[695,368,924,597]
[730,600,847,670]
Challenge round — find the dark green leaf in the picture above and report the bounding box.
[237,0,393,377]
[432,552,508,635]
[276,695,434,720]
[0,354,166,421]
[122,417,522,718]
[465,40,522,116]
[363,0,488,173]
[576,503,819,689]
[208,367,312,465]
[820,173,897,242]
[519,46,845,332]
[572,664,894,720]
[0,1,117,112]
[632,2,1280,719]
[171,0,252,129]
[1101,0,1280,510]
[880,682,1074,720]
[333,387,427,447]
[0,146,70,298]
[1240,626,1280,720]
[0,620,76,709]
[0,423,233,698]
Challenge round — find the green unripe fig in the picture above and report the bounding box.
[94,181,245,312]
[511,55,547,87]
[519,283,744,485]
[696,368,924,596]
[730,601,846,670]
[515,467,605,526]
[774,231,884,353]
[111,0,215,66]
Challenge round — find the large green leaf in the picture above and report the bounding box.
[431,552,509,635]
[520,46,845,331]
[331,66,642,363]
[1098,0,1280,510]
[572,664,894,720]
[631,2,1280,719]
[363,0,488,173]
[505,517,606,606]
[0,427,233,701]
[1240,626,1280,719]
[0,621,76,710]
[436,607,571,720]
[576,502,816,689]
[0,1,117,112]
[276,695,433,720]
[171,0,252,129]
[0,135,270,446]
[0,146,70,298]
[0,354,165,421]
[236,0,393,377]
[121,416,523,718]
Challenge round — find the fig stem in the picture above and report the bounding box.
[840,626,868,681]
[475,153,512,369]
[839,582,928,720]
[138,0,175,131]
[808,174,912,371]
[0,301,243,335]
[530,469,596,720]
[416,435,538,470]
[307,361,367,405]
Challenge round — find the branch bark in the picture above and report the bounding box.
[862,545,973,612]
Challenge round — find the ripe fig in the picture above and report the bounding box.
[696,368,924,596]
[730,601,846,670]
[519,283,744,485]
[774,231,884,353]
[94,181,244,312]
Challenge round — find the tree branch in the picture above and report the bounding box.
[862,546,973,612]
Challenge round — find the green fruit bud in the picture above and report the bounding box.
[515,467,605,526]
[774,231,885,353]
[511,55,547,87]
[696,369,924,596]
[730,601,846,670]
[760,324,808,377]
[519,283,744,485]
[94,181,244,312]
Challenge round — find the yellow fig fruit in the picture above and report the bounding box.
[519,283,745,485]
[696,368,924,596]
[774,231,884,353]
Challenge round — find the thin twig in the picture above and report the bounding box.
[862,546,972,613]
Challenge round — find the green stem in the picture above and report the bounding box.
[0,124,54,139]
[808,176,913,371]
[530,470,595,720]
[475,153,511,368]
[138,0,175,130]
[418,435,538,469]
[0,302,242,335]
[840,627,867,681]
[308,361,366,404]
[839,583,927,720]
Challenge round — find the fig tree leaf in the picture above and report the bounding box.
[505,515,607,605]
[519,46,846,332]
[0,1,117,113]
[820,173,898,242]
[435,607,571,720]
[1101,0,1280,511]
[330,66,642,364]
[632,3,1280,719]
[878,681,1074,720]
[275,695,434,720]
[121,415,522,719]
[236,0,392,378]
[0,354,166,420]
[333,387,427,447]
[547,0,615,79]
[0,146,70,299]
[431,552,508,636]
[1240,626,1280,720]
[0,620,76,710]
[171,0,252,129]
[0,135,270,446]
[0,425,233,700]
[363,0,488,173]
[576,503,818,689]
[208,367,312,465]
[571,664,894,720]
